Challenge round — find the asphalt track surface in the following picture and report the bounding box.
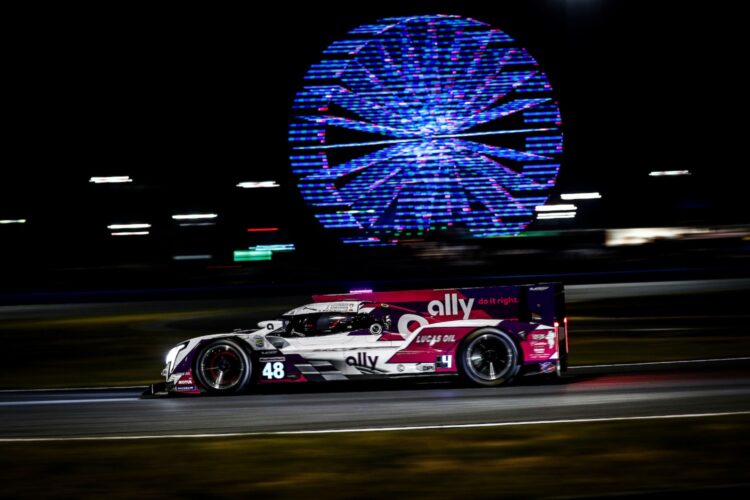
[1,278,749,441]
[1,359,749,440]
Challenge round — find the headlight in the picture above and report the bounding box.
[165,343,188,375]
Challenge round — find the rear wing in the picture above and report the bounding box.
[313,283,565,326]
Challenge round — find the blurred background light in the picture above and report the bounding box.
[89,176,133,184]
[172,255,212,261]
[237,181,280,189]
[537,212,577,219]
[561,192,601,200]
[111,231,149,236]
[649,170,691,177]
[171,214,218,220]
[251,244,295,253]
[606,227,711,246]
[535,204,577,212]
[107,223,151,230]
[0,219,26,224]
[234,250,273,262]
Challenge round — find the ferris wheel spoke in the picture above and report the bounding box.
[298,114,416,139]
[464,50,541,114]
[469,153,549,193]
[332,85,412,130]
[458,97,550,131]
[454,139,550,162]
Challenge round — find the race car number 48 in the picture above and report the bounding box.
[262,362,285,379]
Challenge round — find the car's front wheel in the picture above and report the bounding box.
[194,339,252,394]
[458,329,520,387]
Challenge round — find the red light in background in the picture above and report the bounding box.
[246,227,279,232]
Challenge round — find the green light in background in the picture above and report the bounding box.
[233,250,272,262]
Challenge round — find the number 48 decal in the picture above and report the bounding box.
[262,362,285,379]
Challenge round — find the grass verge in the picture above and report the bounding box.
[1,414,748,498]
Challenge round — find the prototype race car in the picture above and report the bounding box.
[150,284,568,395]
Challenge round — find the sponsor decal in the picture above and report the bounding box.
[528,331,555,348]
[546,332,556,348]
[478,296,519,306]
[397,364,405,372]
[539,361,556,374]
[418,364,436,372]
[415,334,457,347]
[323,303,357,312]
[254,336,265,348]
[175,385,196,391]
[427,293,474,319]
[346,352,379,370]
[259,350,279,356]
[259,356,286,363]
[177,379,194,385]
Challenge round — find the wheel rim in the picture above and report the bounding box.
[198,344,246,390]
[464,334,514,382]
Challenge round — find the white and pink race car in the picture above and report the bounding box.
[151,284,568,395]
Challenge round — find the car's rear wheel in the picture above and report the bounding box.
[194,339,252,394]
[458,328,520,387]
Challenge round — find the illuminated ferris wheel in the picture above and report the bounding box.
[289,15,562,246]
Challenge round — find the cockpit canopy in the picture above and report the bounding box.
[287,312,374,336]
[262,301,394,337]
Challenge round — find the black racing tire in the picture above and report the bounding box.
[457,328,520,387]
[194,339,252,394]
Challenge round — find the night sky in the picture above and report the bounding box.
[1,1,746,285]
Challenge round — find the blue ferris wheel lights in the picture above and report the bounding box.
[290,15,563,245]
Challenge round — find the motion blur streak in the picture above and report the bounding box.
[0,398,138,407]
[172,255,212,261]
[1,411,748,442]
[88,176,132,184]
[535,204,577,212]
[236,181,279,188]
[2,359,749,440]
[107,223,150,230]
[171,213,218,220]
[538,212,576,219]
[649,170,691,176]
[0,219,27,224]
[561,192,601,200]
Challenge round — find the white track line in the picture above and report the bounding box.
[0,398,139,407]
[0,386,146,394]
[1,411,749,443]
[571,357,750,369]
